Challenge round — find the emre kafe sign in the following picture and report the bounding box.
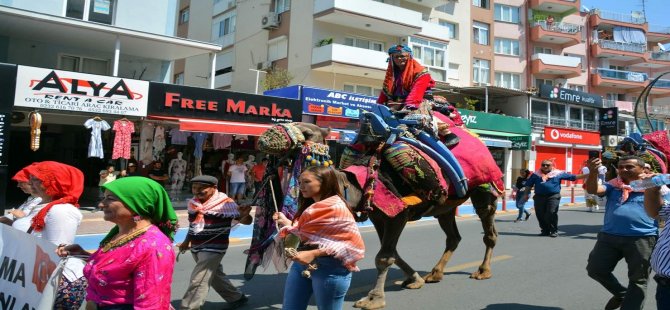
[14,66,149,116]
[539,84,603,108]
[544,126,600,145]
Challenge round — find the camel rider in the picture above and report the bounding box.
[378,44,459,146]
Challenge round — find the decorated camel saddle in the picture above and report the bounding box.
[341,104,504,216]
[602,131,670,179]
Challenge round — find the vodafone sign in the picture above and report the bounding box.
[543,126,600,145]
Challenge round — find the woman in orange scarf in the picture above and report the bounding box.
[274,166,365,310]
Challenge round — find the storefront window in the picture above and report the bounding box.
[583,109,596,131]
[531,100,548,128]
[569,107,581,128]
[550,103,566,127]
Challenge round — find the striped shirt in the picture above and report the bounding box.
[187,212,234,254]
[651,201,670,278]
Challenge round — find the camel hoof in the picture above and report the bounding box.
[423,270,443,283]
[397,273,425,289]
[354,294,386,309]
[469,269,492,280]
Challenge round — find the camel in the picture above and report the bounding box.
[254,122,500,310]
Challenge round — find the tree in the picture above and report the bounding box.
[262,68,294,91]
[455,97,478,110]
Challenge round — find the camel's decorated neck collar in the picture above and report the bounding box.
[301,141,333,167]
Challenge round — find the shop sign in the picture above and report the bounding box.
[509,135,531,150]
[0,63,16,167]
[458,109,531,135]
[543,126,600,145]
[599,107,618,135]
[14,65,149,116]
[148,83,301,123]
[539,84,603,108]
[266,86,376,119]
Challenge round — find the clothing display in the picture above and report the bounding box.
[193,133,208,160]
[213,134,233,150]
[139,123,155,165]
[170,128,191,145]
[153,125,166,160]
[111,119,135,160]
[84,118,111,159]
[169,153,188,194]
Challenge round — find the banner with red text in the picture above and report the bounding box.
[0,225,60,309]
[14,65,149,116]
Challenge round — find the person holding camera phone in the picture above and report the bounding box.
[582,151,608,212]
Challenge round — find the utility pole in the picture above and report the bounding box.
[249,69,267,94]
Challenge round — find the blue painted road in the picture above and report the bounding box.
[73,196,585,250]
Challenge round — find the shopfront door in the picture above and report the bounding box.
[535,146,567,171]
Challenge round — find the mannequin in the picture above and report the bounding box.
[244,155,256,198]
[169,152,187,197]
[221,153,235,195]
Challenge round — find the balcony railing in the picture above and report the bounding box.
[595,68,648,82]
[533,20,581,34]
[532,115,596,130]
[596,40,647,53]
[651,52,670,61]
[602,99,634,112]
[603,99,616,108]
[532,53,581,67]
[531,115,548,128]
[655,79,670,88]
[650,24,670,34]
[594,9,646,25]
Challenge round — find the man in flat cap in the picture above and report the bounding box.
[179,175,252,310]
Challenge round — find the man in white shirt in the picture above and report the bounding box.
[227,158,248,201]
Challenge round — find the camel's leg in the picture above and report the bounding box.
[354,211,409,309]
[423,208,461,283]
[393,251,425,289]
[469,191,498,280]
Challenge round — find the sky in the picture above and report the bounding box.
[581,0,666,27]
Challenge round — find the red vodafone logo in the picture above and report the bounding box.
[544,126,600,145]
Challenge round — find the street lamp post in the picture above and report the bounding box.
[249,69,267,94]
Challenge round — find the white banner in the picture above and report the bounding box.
[14,65,149,117]
[0,225,60,309]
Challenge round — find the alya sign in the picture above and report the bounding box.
[14,65,149,116]
[543,126,601,145]
[148,83,301,123]
[539,84,603,108]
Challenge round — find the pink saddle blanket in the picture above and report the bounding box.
[435,112,504,195]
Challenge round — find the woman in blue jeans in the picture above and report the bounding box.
[514,169,532,222]
[274,166,365,310]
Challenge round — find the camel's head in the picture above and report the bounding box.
[258,122,331,155]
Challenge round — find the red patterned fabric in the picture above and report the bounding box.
[434,112,505,194]
[25,161,84,232]
[644,131,670,173]
[344,165,406,218]
[112,120,135,160]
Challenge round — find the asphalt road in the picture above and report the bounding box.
[168,205,661,310]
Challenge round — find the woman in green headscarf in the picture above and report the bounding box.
[56,177,178,310]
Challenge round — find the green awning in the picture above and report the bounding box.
[469,129,526,137]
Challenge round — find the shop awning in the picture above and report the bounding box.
[480,137,512,148]
[469,129,527,138]
[179,119,272,136]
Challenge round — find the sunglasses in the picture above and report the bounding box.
[393,55,409,60]
[541,164,552,167]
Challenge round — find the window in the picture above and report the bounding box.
[473,58,490,84]
[494,38,520,56]
[438,20,458,39]
[59,54,108,75]
[344,37,384,52]
[218,14,236,37]
[495,72,520,89]
[534,47,552,54]
[180,8,190,24]
[568,84,585,92]
[609,65,626,71]
[275,0,290,14]
[174,72,184,85]
[268,37,288,61]
[494,4,519,23]
[66,0,115,24]
[473,22,489,45]
[531,100,549,127]
[409,37,448,82]
[535,79,553,87]
[473,0,489,9]
[343,84,382,97]
[448,63,460,80]
[550,103,566,126]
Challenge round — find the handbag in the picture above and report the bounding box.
[36,256,88,310]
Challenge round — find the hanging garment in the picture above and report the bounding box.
[111,119,135,160]
[139,123,155,165]
[212,134,233,150]
[193,133,208,160]
[170,127,190,145]
[84,118,110,159]
[153,125,166,160]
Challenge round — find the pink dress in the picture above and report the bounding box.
[112,120,135,159]
[83,225,175,309]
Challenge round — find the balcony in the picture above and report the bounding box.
[648,79,670,97]
[530,53,582,78]
[591,68,647,89]
[531,114,596,131]
[311,43,388,79]
[589,10,648,31]
[530,21,581,47]
[417,21,452,42]
[591,40,648,63]
[403,0,446,8]
[648,24,670,43]
[314,0,422,37]
[646,52,670,68]
[529,0,579,15]
[603,99,634,112]
[214,72,232,89]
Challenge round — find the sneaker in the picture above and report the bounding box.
[514,218,522,223]
[549,232,558,238]
[222,295,248,310]
[595,206,600,211]
[525,213,531,221]
[539,232,550,236]
[588,207,593,212]
[604,296,623,310]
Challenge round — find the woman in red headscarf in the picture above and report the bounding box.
[0,165,42,231]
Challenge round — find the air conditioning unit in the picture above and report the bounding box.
[261,12,280,29]
[605,135,621,147]
[256,61,272,70]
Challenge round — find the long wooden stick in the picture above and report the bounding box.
[269,178,280,231]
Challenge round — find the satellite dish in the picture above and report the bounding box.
[581,5,590,13]
[658,42,667,52]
